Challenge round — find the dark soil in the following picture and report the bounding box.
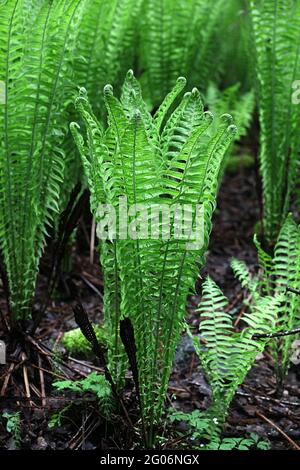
[0,164,299,451]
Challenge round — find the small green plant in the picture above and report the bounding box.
[2,411,21,449]
[250,0,300,243]
[189,276,282,439]
[53,371,111,400]
[169,410,270,450]
[232,214,300,392]
[49,372,112,428]
[71,70,236,446]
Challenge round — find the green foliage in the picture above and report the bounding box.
[0,0,83,322]
[75,0,142,117]
[53,371,111,399]
[250,0,300,243]
[50,372,112,426]
[191,275,282,437]
[169,410,270,450]
[71,71,236,445]
[206,83,255,142]
[139,0,230,107]
[61,325,107,357]
[218,0,253,91]
[2,411,21,449]
[205,82,255,177]
[233,215,300,389]
[0,0,143,324]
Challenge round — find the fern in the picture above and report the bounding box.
[194,276,282,438]
[217,0,254,91]
[58,0,143,223]
[205,82,255,177]
[272,215,300,386]
[139,0,228,107]
[232,215,300,390]
[230,258,257,294]
[206,83,255,142]
[0,0,84,322]
[71,71,236,446]
[250,0,300,243]
[74,0,142,117]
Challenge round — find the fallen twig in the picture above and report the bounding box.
[256,410,300,450]
[287,287,300,296]
[253,327,300,340]
[0,363,15,396]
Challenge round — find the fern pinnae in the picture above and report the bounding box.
[153,76,187,133]
[0,0,23,317]
[73,72,236,446]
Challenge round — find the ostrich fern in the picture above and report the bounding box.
[59,0,143,214]
[71,71,236,445]
[192,276,282,438]
[0,0,82,322]
[75,0,142,117]
[139,0,228,107]
[250,0,300,244]
[232,215,300,390]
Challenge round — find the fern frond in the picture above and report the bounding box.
[272,215,300,377]
[250,0,300,242]
[74,0,142,117]
[0,0,82,321]
[197,276,282,433]
[139,0,227,107]
[231,258,257,294]
[72,73,236,444]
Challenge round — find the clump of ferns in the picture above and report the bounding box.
[71,70,236,446]
[0,0,143,327]
[250,0,300,244]
[189,275,283,442]
[231,214,300,394]
[139,0,233,107]
[0,0,84,326]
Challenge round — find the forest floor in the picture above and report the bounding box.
[0,163,300,451]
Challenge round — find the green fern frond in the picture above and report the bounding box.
[233,216,300,389]
[72,72,236,445]
[74,0,142,117]
[139,0,228,107]
[250,0,300,243]
[231,258,257,294]
[0,0,82,322]
[196,276,282,434]
[272,215,300,379]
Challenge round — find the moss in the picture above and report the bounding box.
[61,325,107,357]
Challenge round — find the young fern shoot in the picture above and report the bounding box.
[232,215,300,391]
[71,71,236,446]
[193,276,282,438]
